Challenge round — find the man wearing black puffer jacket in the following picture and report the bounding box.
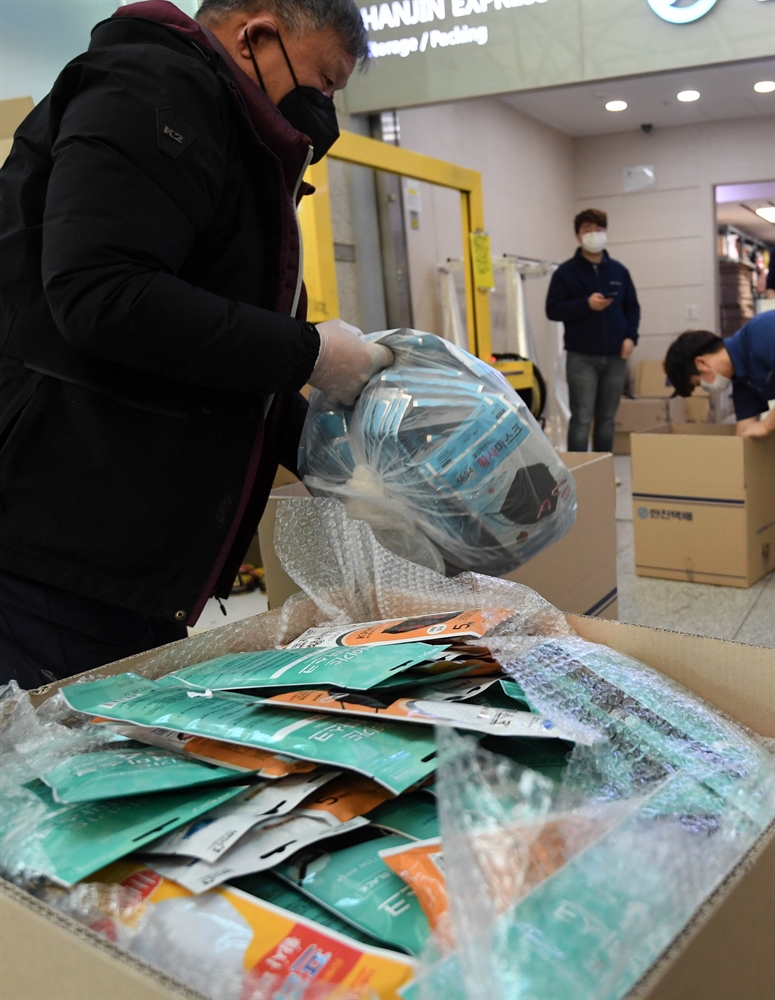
[0,0,392,688]
[546,208,640,453]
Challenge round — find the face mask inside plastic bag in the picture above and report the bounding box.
[299,329,577,577]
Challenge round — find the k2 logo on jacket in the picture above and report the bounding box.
[156,108,196,158]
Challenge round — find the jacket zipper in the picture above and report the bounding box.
[195,144,314,620]
[592,261,608,351]
[290,145,314,319]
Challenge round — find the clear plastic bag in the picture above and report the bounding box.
[299,330,576,577]
[0,681,121,886]
[416,636,775,1000]
[273,497,574,644]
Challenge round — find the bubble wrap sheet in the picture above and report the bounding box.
[273,497,573,644]
[418,636,775,1000]
[34,878,262,1000]
[299,329,576,577]
[0,681,120,886]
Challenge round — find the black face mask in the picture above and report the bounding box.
[244,29,340,163]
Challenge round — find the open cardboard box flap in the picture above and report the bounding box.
[260,454,620,620]
[2,614,774,1000]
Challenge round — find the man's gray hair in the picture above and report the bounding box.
[196,0,369,61]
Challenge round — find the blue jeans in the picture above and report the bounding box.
[566,352,627,452]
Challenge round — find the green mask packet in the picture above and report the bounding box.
[3,780,245,887]
[367,793,440,840]
[230,871,386,948]
[163,643,449,693]
[425,676,536,712]
[41,745,243,804]
[478,734,573,784]
[253,688,579,741]
[275,834,431,956]
[61,674,438,795]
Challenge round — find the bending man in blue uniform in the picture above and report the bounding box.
[546,208,641,453]
[665,311,775,438]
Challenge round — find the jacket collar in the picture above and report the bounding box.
[725,328,746,380]
[111,1,311,188]
[574,247,610,265]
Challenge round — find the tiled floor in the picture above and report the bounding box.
[614,455,775,648]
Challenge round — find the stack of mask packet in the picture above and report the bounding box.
[4,606,770,1000]
[0,608,588,998]
[299,329,577,577]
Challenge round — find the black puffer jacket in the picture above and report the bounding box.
[0,1,320,624]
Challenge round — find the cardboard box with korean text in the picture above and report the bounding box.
[614,399,669,455]
[631,424,775,587]
[502,452,618,618]
[1,617,773,1000]
[258,456,618,619]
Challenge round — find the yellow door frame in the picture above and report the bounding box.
[298,129,492,361]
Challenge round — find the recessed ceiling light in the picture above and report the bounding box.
[605,100,628,112]
[754,80,775,93]
[755,207,775,224]
[677,90,701,102]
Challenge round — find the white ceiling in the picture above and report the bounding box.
[717,200,775,245]
[501,58,775,137]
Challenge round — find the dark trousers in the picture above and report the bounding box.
[566,352,627,453]
[0,570,187,690]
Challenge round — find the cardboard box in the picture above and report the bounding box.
[613,398,670,454]
[613,430,631,455]
[615,399,669,433]
[503,452,618,618]
[633,361,709,409]
[668,395,711,425]
[0,96,33,167]
[2,616,773,1000]
[634,360,674,399]
[257,482,309,609]
[258,456,618,619]
[631,424,775,587]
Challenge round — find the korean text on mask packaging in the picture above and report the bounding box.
[275,834,431,956]
[60,673,438,794]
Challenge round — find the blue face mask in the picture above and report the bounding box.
[244,29,340,163]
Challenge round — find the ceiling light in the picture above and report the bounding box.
[755,207,775,223]
[677,90,700,102]
[754,80,775,93]
[605,100,628,112]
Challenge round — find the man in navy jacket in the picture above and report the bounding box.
[546,209,640,452]
[665,311,775,437]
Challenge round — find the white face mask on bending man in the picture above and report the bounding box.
[699,372,732,394]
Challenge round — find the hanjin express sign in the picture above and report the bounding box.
[341,0,774,114]
[362,0,546,60]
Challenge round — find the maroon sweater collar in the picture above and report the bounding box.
[112,0,311,187]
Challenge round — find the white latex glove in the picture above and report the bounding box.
[309,319,394,406]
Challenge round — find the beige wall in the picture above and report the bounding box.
[574,115,775,364]
[398,95,576,352]
[397,104,775,370]
[400,95,576,262]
